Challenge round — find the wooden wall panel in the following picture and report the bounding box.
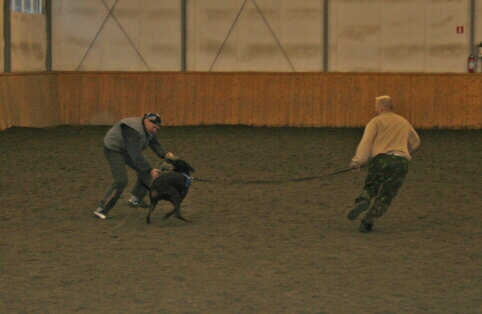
[0,73,60,130]
[1,72,481,131]
[409,75,436,128]
[466,76,482,127]
[58,73,119,125]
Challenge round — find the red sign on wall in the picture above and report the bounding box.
[456,26,464,34]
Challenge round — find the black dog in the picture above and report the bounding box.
[146,158,195,224]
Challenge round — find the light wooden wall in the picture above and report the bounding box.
[1,72,481,130]
[57,72,482,129]
[0,73,60,130]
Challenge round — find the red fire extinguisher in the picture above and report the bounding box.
[468,54,476,73]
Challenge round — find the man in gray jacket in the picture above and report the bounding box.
[94,113,174,219]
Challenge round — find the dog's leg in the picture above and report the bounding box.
[175,209,189,222]
[163,208,189,222]
[164,196,189,223]
[173,200,189,223]
[146,199,158,224]
[163,207,174,220]
[165,204,189,222]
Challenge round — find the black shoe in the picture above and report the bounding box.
[128,199,150,208]
[94,207,108,219]
[347,200,369,220]
[359,220,373,233]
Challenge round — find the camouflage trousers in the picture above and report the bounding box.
[355,154,409,224]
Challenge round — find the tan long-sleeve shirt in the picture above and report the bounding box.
[352,112,420,165]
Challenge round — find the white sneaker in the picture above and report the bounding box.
[94,207,107,219]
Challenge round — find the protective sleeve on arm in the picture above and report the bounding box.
[121,124,152,173]
[149,134,168,159]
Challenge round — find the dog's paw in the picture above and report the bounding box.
[175,214,190,223]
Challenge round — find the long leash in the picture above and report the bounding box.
[192,166,364,184]
[108,207,138,238]
[106,166,364,237]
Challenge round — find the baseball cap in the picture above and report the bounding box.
[145,113,162,127]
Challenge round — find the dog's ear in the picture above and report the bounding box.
[180,160,194,173]
[179,160,194,174]
[165,155,179,165]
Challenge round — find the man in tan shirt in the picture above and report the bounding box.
[347,96,420,232]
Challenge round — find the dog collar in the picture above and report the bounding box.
[182,173,192,188]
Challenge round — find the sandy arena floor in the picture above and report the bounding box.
[1,125,481,313]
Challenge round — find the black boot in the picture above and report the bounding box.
[347,200,369,220]
[359,220,373,233]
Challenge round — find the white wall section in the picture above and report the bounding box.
[5,0,482,72]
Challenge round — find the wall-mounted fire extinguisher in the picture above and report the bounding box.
[468,54,476,73]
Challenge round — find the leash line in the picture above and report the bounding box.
[108,207,137,238]
[192,167,365,184]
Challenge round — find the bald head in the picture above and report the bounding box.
[375,95,393,110]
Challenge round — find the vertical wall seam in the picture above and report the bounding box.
[181,0,187,71]
[323,0,328,72]
[46,0,52,71]
[4,0,11,72]
[470,0,475,54]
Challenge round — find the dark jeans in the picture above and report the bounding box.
[100,147,152,213]
[356,154,409,224]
